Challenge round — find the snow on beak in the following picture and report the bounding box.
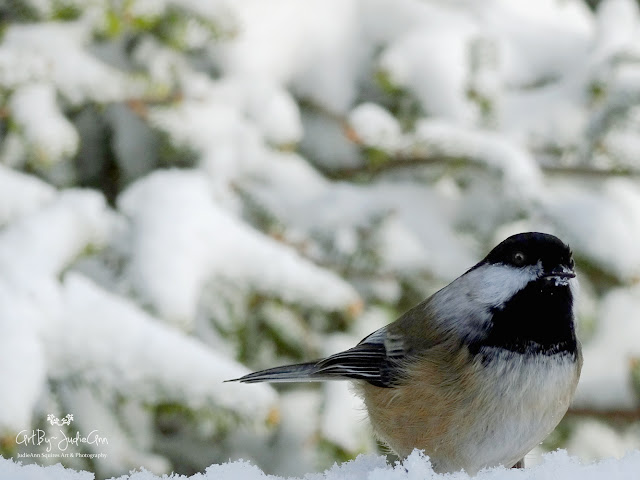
[541,266,576,285]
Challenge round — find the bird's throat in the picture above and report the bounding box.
[469,279,578,357]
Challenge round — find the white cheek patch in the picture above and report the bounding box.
[427,261,574,341]
[460,262,542,308]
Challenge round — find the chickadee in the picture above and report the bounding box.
[229,232,582,474]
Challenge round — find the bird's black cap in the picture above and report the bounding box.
[483,232,574,271]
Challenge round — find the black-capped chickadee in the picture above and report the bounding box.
[228,232,582,474]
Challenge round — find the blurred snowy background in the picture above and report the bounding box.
[1,0,640,478]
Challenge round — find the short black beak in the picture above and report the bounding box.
[541,268,575,279]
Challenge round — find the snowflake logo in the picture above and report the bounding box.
[47,414,74,426]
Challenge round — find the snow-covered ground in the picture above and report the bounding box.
[3,450,640,480]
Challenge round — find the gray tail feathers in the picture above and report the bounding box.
[226,361,329,384]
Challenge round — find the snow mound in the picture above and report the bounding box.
[46,273,278,418]
[2,450,640,480]
[117,170,361,327]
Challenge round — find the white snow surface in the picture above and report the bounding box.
[379,20,478,124]
[0,165,55,226]
[1,21,136,105]
[0,184,279,433]
[545,179,640,282]
[348,103,402,152]
[118,170,361,326]
[46,273,277,417]
[9,84,79,165]
[574,285,640,410]
[2,450,640,480]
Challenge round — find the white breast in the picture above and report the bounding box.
[457,351,579,473]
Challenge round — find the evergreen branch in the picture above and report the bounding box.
[322,151,640,180]
[125,91,184,119]
[567,407,640,423]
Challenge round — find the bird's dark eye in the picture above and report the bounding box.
[513,252,526,266]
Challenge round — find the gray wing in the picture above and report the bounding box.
[312,327,407,387]
[227,326,407,388]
